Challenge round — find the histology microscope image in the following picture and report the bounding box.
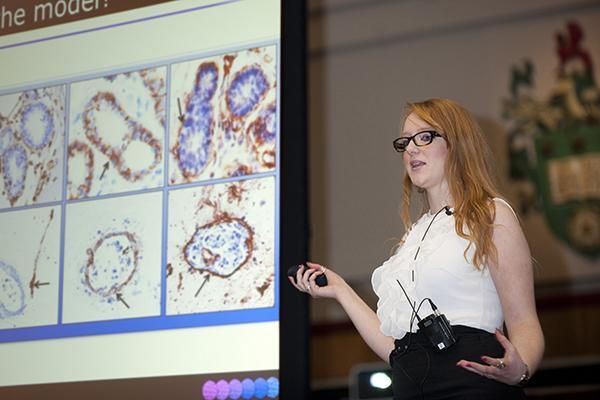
[0,86,65,209]
[166,176,275,315]
[0,260,26,321]
[62,192,163,323]
[0,206,61,330]
[68,68,166,199]
[169,45,277,185]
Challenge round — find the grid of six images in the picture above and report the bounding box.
[0,43,279,340]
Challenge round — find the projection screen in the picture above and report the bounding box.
[0,1,290,398]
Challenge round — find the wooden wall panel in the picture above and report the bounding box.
[311,304,600,381]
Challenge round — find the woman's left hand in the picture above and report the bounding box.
[456,329,528,386]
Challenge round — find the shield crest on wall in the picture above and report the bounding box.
[503,21,600,260]
[533,126,600,258]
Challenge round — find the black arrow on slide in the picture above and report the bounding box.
[195,275,210,297]
[116,293,130,309]
[177,98,185,122]
[99,161,109,180]
[34,281,50,289]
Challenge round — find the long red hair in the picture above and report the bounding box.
[400,98,500,269]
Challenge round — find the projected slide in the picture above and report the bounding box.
[0,0,281,392]
[0,42,277,340]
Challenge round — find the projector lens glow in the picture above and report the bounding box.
[369,372,392,389]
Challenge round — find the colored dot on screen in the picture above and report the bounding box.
[254,377,268,399]
[229,379,242,399]
[241,378,255,399]
[216,379,229,400]
[267,377,279,398]
[202,380,217,400]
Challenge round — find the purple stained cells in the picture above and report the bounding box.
[195,62,219,102]
[254,103,277,144]
[1,144,28,206]
[20,102,54,151]
[0,87,64,207]
[0,260,26,318]
[0,127,14,155]
[177,104,213,178]
[176,63,219,179]
[84,231,140,298]
[247,102,276,168]
[183,215,254,277]
[171,48,277,184]
[226,66,269,118]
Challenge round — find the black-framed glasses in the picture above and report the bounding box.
[392,130,443,152]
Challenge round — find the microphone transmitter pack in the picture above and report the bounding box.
[396,279,456,352]
[417,309,457,351]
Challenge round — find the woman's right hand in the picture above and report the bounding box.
[289,261,396,363]
[288,261,346,300]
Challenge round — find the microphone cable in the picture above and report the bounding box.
[395,296,431,400]
[393,205,454,398]
[413,205,452,261]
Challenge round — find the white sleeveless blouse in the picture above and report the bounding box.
[371,199,510,339]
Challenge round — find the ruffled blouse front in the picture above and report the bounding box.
[371,210,503,340]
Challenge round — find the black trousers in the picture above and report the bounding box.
[389,325,526,400]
